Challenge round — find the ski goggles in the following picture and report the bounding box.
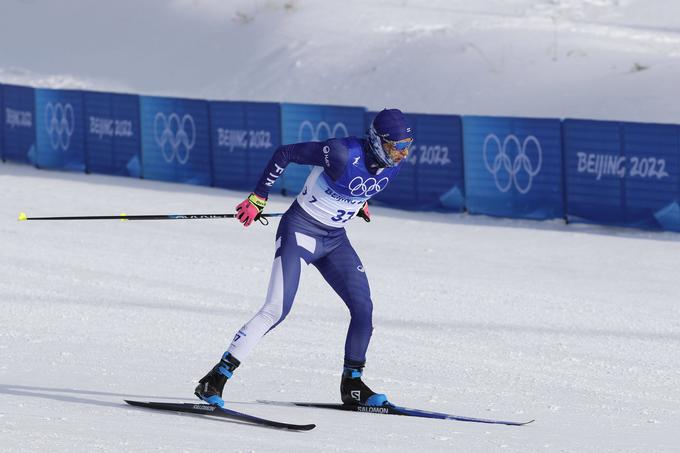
[381,137,413,162]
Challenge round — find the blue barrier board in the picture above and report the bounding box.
[463,116,564,219]
[139,96,211,186]
[210,101,280,191]
[624,122,680,230]
[83,91,141,177]
[563,119,680,230]
[35,88,85,171]
[2,84,36,164]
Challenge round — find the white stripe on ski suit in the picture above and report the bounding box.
[227,256,285,360]
[226,232,315,362]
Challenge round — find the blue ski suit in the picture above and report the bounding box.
[227,137,402,367]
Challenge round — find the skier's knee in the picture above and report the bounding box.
[350,298,373,324]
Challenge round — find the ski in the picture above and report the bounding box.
[257,400,534,426]
[124,400,316,431]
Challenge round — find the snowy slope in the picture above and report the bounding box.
[2,0,680,122]
[1,163,679,452]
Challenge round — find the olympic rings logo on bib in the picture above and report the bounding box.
[348,176,389,197]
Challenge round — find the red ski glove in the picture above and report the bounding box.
[357,202,371,223]
[235,193,267,227]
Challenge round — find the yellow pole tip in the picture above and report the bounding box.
[18,212,27,221]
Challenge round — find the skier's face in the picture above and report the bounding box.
[382,137,413,164]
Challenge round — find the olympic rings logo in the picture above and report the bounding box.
[297,120,348,142]
[154,112,196,164]
[44,102,75,150]
[348,176,389,197]
[482,134,543,194]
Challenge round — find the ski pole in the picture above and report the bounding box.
[17,212,283,225]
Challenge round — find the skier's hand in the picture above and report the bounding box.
[235,193,267,227]
[357,202,371,223]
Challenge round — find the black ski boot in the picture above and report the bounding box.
[340,365,389,406]
[194,352,240,407]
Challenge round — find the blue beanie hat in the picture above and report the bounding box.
[371,109,413,142]
[367,109,413,167]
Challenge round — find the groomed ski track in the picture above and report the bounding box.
[2,163,679,452]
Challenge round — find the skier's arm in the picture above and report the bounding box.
[235,140,348,227]
[252,141,348,199]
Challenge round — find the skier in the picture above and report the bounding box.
[195,109,413,408]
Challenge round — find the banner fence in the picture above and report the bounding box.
[1,82,679,232]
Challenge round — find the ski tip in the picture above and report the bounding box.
[295,424,317,431]
[503,418,535,426]
[18,212,27,221]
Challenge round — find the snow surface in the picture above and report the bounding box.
[1,163,679,452]
[3,0,680,451]
[3,0,680,123]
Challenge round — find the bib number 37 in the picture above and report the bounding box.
[331,209,356,223]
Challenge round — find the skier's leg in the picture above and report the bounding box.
[313,237,373,365]
[313,233,388,406]
[196,216,320,406]
[227,231,310,361]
